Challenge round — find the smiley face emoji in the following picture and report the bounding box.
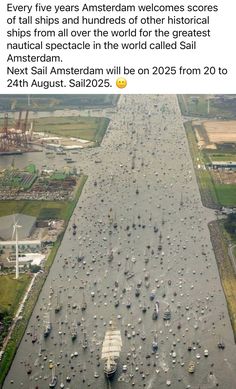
[116,77,127,89]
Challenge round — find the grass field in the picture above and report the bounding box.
[33,116,110,144]
[0,116,110,145]
[178,95,236,119]
[214,184,236,207]
[0,274,45,387]
[208,153,236,162]
[184,122,219,208]
[0,176,86,220]
[185,121,236,208]
[178,95,210,116]
[0,95,119,112]
[0,274,30,315]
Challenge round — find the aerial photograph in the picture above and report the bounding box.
[0,94,235,389]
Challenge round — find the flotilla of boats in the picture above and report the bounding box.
[8,96,231,389]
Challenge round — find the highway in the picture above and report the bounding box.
[2,95,236,389]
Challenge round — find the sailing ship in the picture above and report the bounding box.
[188,361,195,374]
[158,232,162,251]
[152,300,159,320]
[55,294,62,313]
[71,322,77,341]
[152,334,158,352]
[163,308,171,321]
[81,291,87,311]
[101,321,122,379]
[43,312,52,338]
[82,331,88,349]
[32,326,37,343]
[49,366,58,387]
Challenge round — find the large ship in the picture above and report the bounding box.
[101,321,122,379]
[43,312,52,338]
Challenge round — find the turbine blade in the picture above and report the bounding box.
[12,225,16,240]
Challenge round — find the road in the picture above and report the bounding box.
[2,95,236,389]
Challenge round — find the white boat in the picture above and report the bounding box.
[43,312,52,338]
[101,321,122,379]
[49,366,58,388]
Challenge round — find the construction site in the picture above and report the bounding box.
[0,111,34,155]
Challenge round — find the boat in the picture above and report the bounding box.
[49,360,54,369]
[158,232,162,250]
[81,291,87,311]
[149,291,155,301]
[77,254,84,262]
[26,363,32,375]
[218,338,225,349]
[82,331,88,349]
[141,331,146,341]
[32,326,37,343]
[152,309,158,320]
[152,299,160,320]
[49,366,58,388]
[55,295,62,313]
[71,322,77,341]
[152,335,158,352]
[163,309,171,321]
[108,248,114,262]
[188,361,195,374]
[60,372,65,388]
[43,313,52,338]
[101,321,122,379]
[142,305,147,313]
[135,289,140,297]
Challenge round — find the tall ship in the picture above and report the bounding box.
[101,321,122,379]
[43,312,52,338]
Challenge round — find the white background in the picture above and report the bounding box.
[0,0,236,94]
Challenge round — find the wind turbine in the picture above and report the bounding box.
[12,219,22,279]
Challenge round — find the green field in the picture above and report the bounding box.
[0,175,86,220]
[184,122,219,208]
[214,184,236,207]
[178,94,236,119]
[0,95,119,112]
[33,116,110,144]
[178,95,209,116]
[0,274,30,316]
[185,121,236,208]
[0,115,110,145]
[208,153,236,162]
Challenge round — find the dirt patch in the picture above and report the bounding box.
[212,170,236,184]
[203,121,236,143]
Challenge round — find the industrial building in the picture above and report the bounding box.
[0,111,32,154]
[208,161,236,170]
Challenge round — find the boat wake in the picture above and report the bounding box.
[146,373,157,389]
